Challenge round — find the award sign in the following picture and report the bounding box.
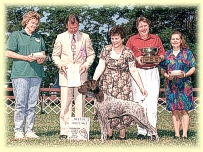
[140,47,161,63]
[67,64,81,87]
[68,117,90,141]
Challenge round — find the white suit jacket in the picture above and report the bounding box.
[52,31,95,87]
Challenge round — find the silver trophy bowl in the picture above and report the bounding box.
[140,47,158,56]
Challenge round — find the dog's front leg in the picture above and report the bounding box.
[102,117,108,140]
[98,114,108,141]
[97,111,108,140]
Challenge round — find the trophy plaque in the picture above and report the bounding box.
[141,56,161,63]
[140,47,161,63]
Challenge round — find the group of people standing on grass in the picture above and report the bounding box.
[5,10,196,141]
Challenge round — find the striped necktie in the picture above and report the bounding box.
[71,34,76,59]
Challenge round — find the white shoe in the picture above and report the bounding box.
[15,131,24,140]
[25,131,39,138]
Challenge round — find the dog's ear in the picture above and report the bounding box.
[90,79,98,91]
[95,89,104,102]
[83,80,89,87]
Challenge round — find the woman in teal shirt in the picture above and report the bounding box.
[5,11,46,140]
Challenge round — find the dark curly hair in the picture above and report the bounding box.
[110,25,126,39]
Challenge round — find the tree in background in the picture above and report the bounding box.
[5,4,198,88]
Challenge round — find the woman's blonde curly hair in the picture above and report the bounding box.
[21,11,40,27]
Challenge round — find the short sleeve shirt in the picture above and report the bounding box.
[126,34,165,68]
[160,49,196,72]
[98,45,135,101]
[6,29,47,78]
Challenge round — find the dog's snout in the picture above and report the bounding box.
[78,85,84,94]
[78,86,81,90]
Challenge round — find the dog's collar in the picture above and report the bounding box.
[92,86,100,94]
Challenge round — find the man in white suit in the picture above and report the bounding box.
[52,14,95,139]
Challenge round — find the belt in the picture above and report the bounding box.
[139,66,157,70]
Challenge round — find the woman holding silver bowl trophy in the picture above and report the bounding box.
[160,31,196,139]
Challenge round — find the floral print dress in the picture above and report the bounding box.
[99,45,135,101]
[160,49,196,111]
[98,44,137,129]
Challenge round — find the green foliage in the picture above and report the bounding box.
[5,5,198,87]
[158,28,173,50]
[187,42,199,88]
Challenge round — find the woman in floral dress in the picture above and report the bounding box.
[93,25,147,140]
[160,31,196,139]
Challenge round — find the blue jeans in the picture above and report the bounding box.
[12,78,41,133]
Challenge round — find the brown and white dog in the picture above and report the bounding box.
[78,79,159,141]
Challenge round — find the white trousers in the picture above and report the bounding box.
[131,67,160,136]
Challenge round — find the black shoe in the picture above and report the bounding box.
[107,135,113,140]
[182,136,188,140]
[174,135,180,139]
[59,135,67,139]
[118,136,126,140]
[147,135,156,141]
[137,134,145,140]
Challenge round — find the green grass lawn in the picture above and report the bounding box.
[4,109,199,148]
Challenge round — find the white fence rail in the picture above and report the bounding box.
[5,88,200,115]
